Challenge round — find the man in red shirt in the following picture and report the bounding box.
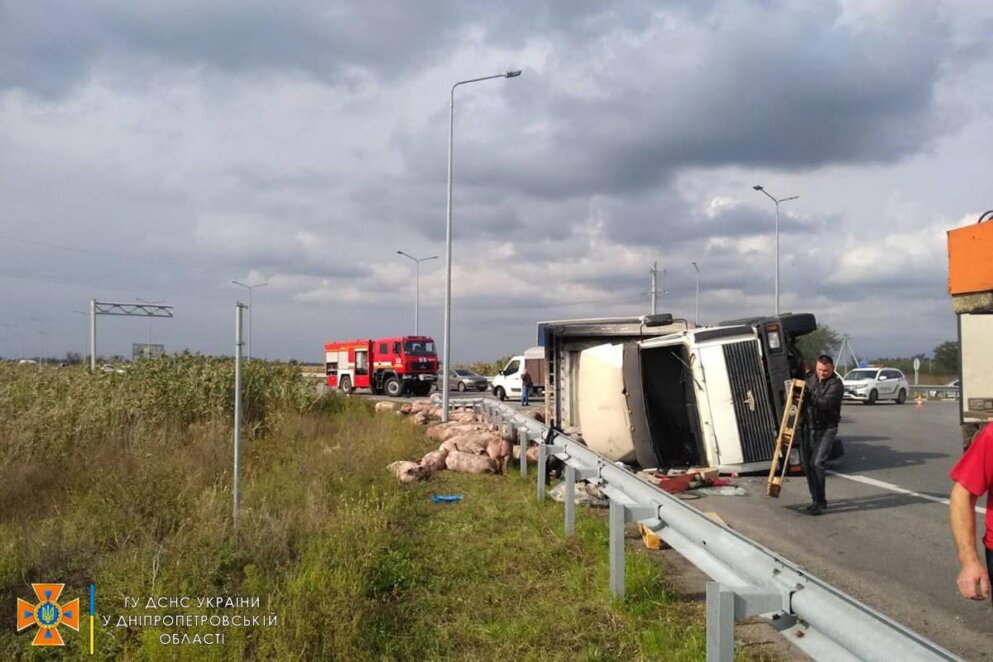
[949,422,993,601]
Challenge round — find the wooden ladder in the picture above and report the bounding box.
[767,379,807,498]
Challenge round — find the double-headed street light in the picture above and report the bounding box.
[441,69,522,422]
[752,185,798,316]
[231,280,268,360]
[396,251,438,336]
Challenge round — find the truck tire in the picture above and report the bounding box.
[385,377,403,397]
[896,388,907,404]
[866,389,877,405]
[494,386,506,401]
[340,376,354,394]
[779,313,817,337]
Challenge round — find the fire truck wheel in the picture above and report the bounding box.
[385,377,403,397]
[340,376,354,394]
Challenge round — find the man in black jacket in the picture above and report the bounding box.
[803,355,843,515]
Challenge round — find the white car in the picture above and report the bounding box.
[842,367,909,405]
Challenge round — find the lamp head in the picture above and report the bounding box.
[752,185,764,191]
[505,70,522,78]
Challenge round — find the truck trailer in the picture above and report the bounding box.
[538,312,814,473]
[948,210,993,449]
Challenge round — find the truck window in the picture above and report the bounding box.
[504,360,520,375]
[326,361,338,376]
[393,342,402,354]
[355,350,369,375]
[379,343,388,354]
[404,341,436,355]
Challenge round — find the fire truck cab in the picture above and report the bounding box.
[324,335,438,397]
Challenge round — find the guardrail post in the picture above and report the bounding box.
[519,428,529,477]
[537,440,547,501]
[565,465,576,536]
[609,499,625,598]
[706,582,735,662]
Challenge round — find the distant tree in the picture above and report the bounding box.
[64,352,82,365]
[796,325,841,361]
[932,340,959,373]
[465,356,513,377]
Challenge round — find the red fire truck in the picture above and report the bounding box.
[324,336,438,397]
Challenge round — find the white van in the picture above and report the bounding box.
[491,347,545,401]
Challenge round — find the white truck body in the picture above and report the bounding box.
[540,313,814,473]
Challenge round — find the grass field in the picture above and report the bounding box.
[0,357,745,660]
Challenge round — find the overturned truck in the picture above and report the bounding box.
[538,312,816,474]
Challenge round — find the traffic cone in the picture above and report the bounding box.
[916,393,924,410]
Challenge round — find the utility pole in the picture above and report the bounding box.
[29,317,50,367]
[650,262,658,315]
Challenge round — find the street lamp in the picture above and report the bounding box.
[1,323,16,360]
[752,185,798,316]
[691,262,700,325]
[442,69,522,422]
[231,280,268,360]
[396,251,438,335]
[29,317,49,367]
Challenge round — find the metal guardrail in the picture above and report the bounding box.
[447,396,960,662]
[908,385,960,398]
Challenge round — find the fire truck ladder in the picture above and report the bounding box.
[767,379,807,498]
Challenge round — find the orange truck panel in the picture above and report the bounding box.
[948,220,993,295]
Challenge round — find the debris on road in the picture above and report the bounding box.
[431,494,464,503]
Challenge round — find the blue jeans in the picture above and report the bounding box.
[521,384,530,406]
[803,426,837,506]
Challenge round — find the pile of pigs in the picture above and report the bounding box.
[380,399,541,484]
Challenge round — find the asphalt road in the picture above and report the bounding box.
[689,400,989,661]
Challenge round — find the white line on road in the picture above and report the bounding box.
[828,470,987,515]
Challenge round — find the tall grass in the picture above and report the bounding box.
[0,357,723,661]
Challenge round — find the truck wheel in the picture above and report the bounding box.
[457,382,467,392]
[340,376,353,394]
[494,386,506,401]
[385,377,403,397]
[896,388,907,404]
[866,389,877,405]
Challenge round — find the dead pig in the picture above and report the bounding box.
[387,461,425,484]
[446,450,497,475]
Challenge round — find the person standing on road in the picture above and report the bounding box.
[949,422,993,602]
[520,368,533,407]
[802,354,843,516]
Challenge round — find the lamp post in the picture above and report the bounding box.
[396,251,438,335]
[1,323,16,360]
[691,262,700,325]
[442,69,522,422]
[752,185,798,316]
[231,280,269,360]
[29,317,49,367]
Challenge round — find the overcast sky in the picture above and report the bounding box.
[2,0,991,364]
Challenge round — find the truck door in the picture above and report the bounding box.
[354,348,370,388]
[503,358,522,394]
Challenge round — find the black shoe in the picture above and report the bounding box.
[807,504,824,516]
[804,502,818,512]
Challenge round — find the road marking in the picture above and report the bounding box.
[828,470,987,515]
